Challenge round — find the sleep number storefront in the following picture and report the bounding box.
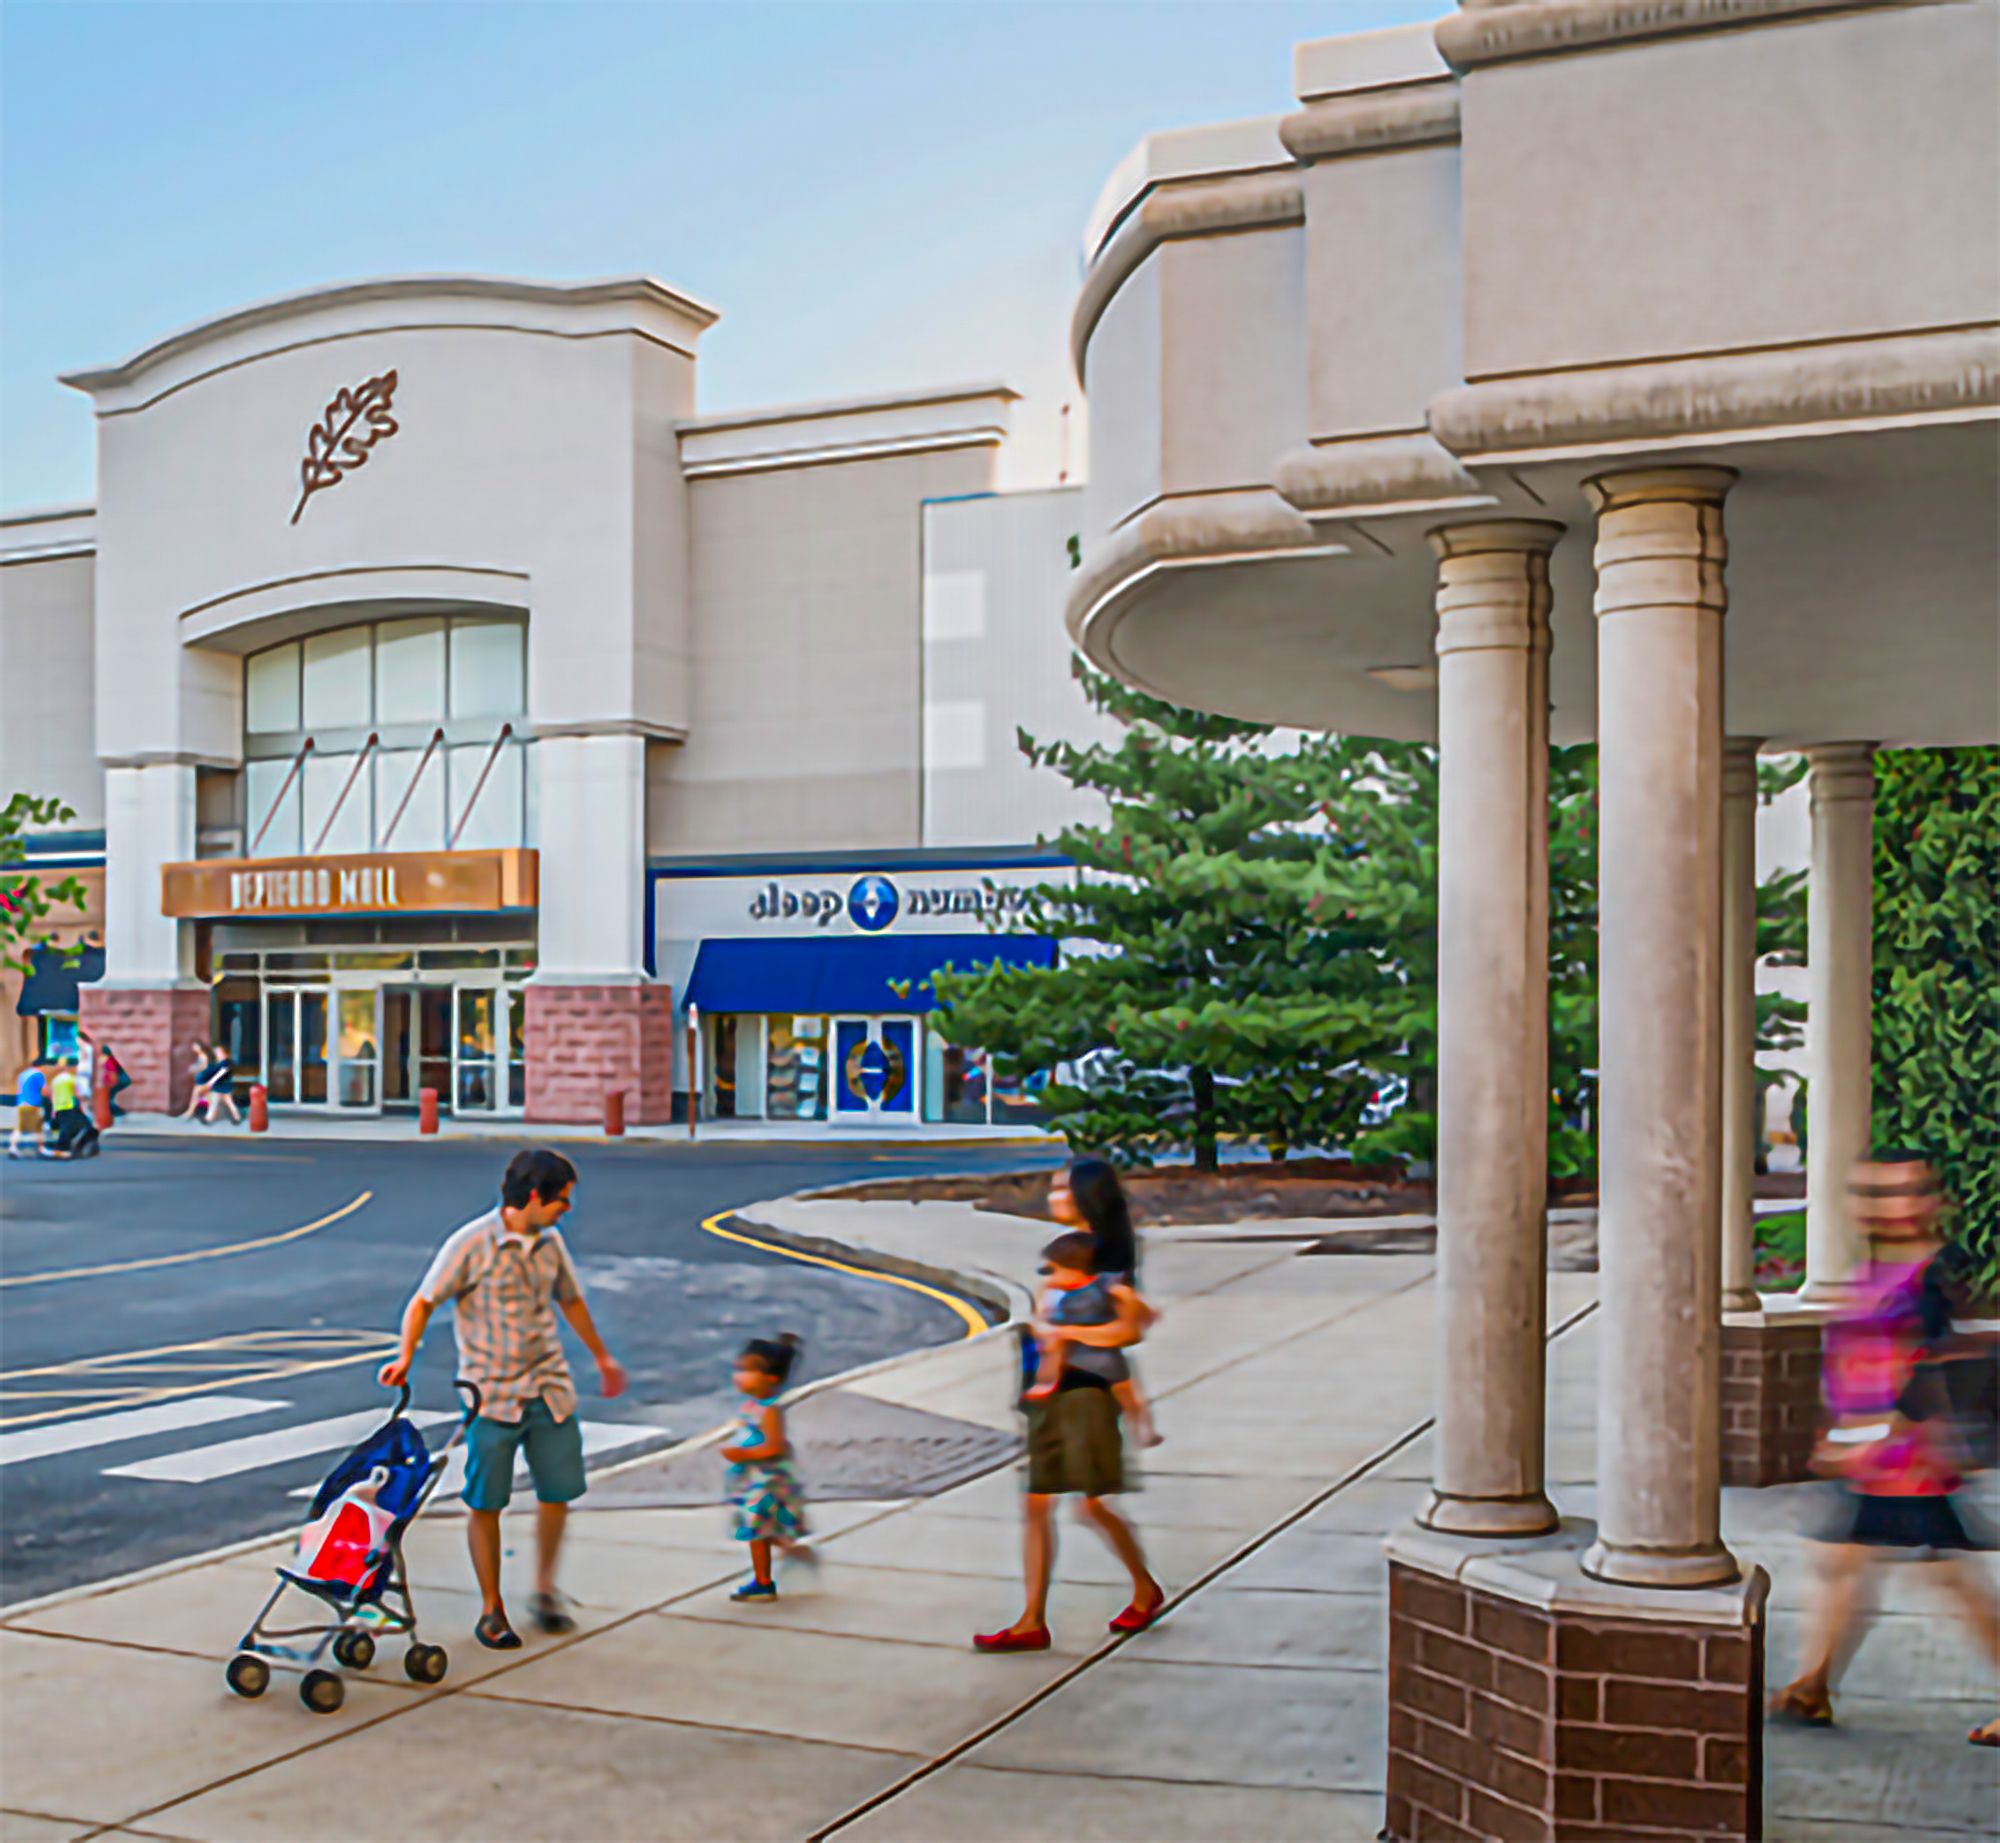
[652,861,1063,1128]
[162,848,538,1115]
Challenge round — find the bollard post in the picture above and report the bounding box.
[249,1084,269,1133]
[92,1081,112,1132]
[605,1089,625,1137]
[419,1087,439,1135]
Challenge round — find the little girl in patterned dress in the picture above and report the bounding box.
[724,1333,813,1601]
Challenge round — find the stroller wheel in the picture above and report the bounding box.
[404,1641,448,1685]
[299,1668,345,1714]
[225,1653,269,1699]
[332,1629,376,1670]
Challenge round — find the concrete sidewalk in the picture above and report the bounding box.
[1,1199,1991,1841]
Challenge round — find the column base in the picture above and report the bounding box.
[1422,1490,1561,1537]
[1581,1541,1741,1591]
[1721,1316,1824,1488]
[1386,1522,1767,1842]
[523,982,675,1125]
[79,983,212,1115]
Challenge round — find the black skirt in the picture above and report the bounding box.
[1833,1489,1992,1551]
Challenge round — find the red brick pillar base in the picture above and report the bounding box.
[524,982,674,1125]
[1720,1316,1824,1488]
[1386,1530,1767,1841]
[78,984,213,1115]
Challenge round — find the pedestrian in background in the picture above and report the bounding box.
[204,1040,242,1126]
[1770,1152,2000,1746]
[99,1044,131,1119]
[178,1043,212,1121]
[44,1057,97,1158]
[378,1148,626,1650]
[723,1332,814,1601]
[8,1056,49,1158]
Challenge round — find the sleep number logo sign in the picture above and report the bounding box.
[745,875,902,931]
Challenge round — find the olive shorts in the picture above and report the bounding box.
[462,1399,586,1511]
[1026,1386,1126,1498]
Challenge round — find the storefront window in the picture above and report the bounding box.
[374,617,445,725]
[765,1016,826,1122]
[302,629,373,731]
[456,988,497,1111]
[242,614,530,856]
[216,980,261,1094]
[508,988,526,1110]
[923,1027,991,1125]
[989,1056,1049,1126]
[246,642,302,734]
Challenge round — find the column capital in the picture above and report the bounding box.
[1431,520,1561,658]
[1582,465,1737,515]
[1426,517,1566,561]
[1806,742,1877,804]
[1721,736,1763,802]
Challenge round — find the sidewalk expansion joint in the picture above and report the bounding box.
[809,1291,1601,1842]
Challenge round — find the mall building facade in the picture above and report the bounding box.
[0,276,1094,1125]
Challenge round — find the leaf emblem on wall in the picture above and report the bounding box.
[290,369,400,524]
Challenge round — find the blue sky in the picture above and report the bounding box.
[1,0,1436,510]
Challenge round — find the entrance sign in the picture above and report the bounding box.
[161,848,538,918]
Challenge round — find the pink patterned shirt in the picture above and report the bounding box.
[419,1210,582,1424]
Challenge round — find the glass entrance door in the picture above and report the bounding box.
[381,985,450,1110]
[454,987,499,1113]
[336,988,380,1109]
[833,1017,916,1122]
[262,989,330,1106]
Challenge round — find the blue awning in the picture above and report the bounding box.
[684,933,1054,1017]
[15,942,105,1016]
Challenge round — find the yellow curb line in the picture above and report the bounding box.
[0,1190,373,1290]
[698,1208,992,1339]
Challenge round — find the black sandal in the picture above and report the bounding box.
[475,1611,522,1650]
[528,1591,576,1635]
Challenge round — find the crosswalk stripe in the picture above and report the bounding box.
[0,1396,290,1468]
[284,1420,666,1499]
[104,1408,456,1483]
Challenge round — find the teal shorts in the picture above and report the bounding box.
[463,1399,586,1511]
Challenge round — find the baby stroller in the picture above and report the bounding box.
[225,1378,479,1713]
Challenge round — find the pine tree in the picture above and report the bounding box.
[927,663,1428,1169]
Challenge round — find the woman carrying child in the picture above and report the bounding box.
[975,1166,1164,1654]
[724,1333,814,1602]
[1050,1158,1161,1445]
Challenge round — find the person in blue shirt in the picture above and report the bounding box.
[9,1058,49,1157]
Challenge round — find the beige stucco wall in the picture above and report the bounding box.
[649,443,996,856]
[68,281,710,764]
[0,551,101,826]
[1461,3,2000,381]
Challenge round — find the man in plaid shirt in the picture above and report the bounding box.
[380,1148,626,1649]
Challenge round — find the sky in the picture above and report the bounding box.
[0,0,1438,512]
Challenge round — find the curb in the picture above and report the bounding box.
[103,1124,1057,1152]
[0,1190,1029,1621]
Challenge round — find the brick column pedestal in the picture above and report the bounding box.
[79,984,212,1115]
[524,982,674,1125]
[1385,1525,1767,1842]
[1720,1315,1824,1488]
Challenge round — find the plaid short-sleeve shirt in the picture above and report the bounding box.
[419,1209,583,1423]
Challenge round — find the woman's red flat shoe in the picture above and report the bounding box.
[973,1626,1051,1653]
[1109,1596,1166,1634]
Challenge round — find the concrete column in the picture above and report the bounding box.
[100,761,196,986]
[1583,466,1739,1589]
[1801,742,1876,1300]
[1420,519,1564,1537]
[531,731,649,982]
[1720,737,1763,1315]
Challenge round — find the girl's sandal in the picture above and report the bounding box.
[1109,1593,1167,1634]
[1969,1718,2000,1748]
[474,1611,523,1651]
[973,1625,1051,1653]
[1767,1681,1833,1727]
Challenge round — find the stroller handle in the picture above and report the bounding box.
[453,1376,483,1420]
